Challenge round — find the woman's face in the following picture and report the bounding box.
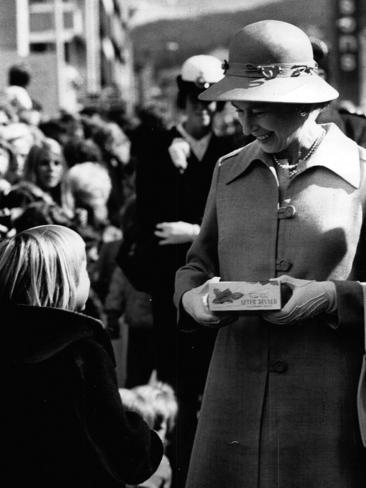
[36,151,64,190]
[75,254,90,311]
[184,94,217,131]
[232,101,306,155]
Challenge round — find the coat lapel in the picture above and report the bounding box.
[223,141,275,185]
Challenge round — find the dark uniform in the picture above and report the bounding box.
[132,124,242,486]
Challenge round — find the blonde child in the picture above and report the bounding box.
[0,224,162,488]
[120,381,178,488]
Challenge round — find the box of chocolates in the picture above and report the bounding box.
[208,280,282,311]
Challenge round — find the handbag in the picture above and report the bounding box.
[357,283,366,447]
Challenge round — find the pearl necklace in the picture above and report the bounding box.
[273,129,326,178]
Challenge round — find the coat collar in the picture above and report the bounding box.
[224,123,361,188]
[3,304,113,364]
[304,123,360,188]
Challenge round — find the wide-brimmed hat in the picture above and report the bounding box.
[199,20,339,104]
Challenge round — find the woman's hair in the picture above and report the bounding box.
[23,138,74,212]
[0,224,86,310]
[24,138,64,183]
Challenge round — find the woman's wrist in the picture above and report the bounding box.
[323,280,337,313]
[190,224,200,240]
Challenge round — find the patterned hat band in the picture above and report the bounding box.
[222,60,318,80]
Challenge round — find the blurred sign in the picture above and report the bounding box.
[337,0,359,72]
[336,0,360,103]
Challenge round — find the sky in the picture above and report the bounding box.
[129,0,282,26]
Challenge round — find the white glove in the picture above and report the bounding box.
[263,275,336,325]
[168,137,190,173]
[155,221,200,245]
[0,179,11,195]
[182,277,235,328]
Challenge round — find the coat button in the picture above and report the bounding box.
[276,259,292,272]
[278,205,296,219]
[268,360,288,373]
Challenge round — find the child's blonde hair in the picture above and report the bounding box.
[0,224,86,310]
[119,388,156,430]
[67,162,112,205]
[133,382,178,434]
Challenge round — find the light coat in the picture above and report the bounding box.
[175,123,366,488]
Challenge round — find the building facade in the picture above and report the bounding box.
[0,0,136,116]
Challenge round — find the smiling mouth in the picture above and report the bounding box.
[255,133,272,142]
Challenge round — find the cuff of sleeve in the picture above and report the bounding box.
[177,294,201,333]
[332,280,364,332]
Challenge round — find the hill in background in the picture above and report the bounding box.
[131,0,335,70]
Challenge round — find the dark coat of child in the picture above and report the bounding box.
[3,304,163,488]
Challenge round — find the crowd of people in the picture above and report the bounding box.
[1,18,366,488]
[0,56,245,488]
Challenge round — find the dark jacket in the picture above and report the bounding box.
[134,126,241,293]
[3,304,163,487]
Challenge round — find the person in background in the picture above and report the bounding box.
[66,161,118,241]
[66,161,122,321]
[104,195,154,389]
[38,118,69,146]
[1,224,163,487]
[0,139,16,236]
[120,381,178,488]
[0,122,38,184]
[175,20,366,488]
[131,53,243,487]
[3,138,74,224]
[6,62,44,131]
[18,98,44,128]
[4,85,33,114]
[0,138,16,200]
[0,100,18,126]
[63,137,103,167]
[7,62,31,92]
[92,121,133,225]
[311,36,366,147]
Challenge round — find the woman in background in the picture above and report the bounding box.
[132,53,244,487]
[3,138,74,226]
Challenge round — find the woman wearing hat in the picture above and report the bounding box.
[175,20,366,488]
